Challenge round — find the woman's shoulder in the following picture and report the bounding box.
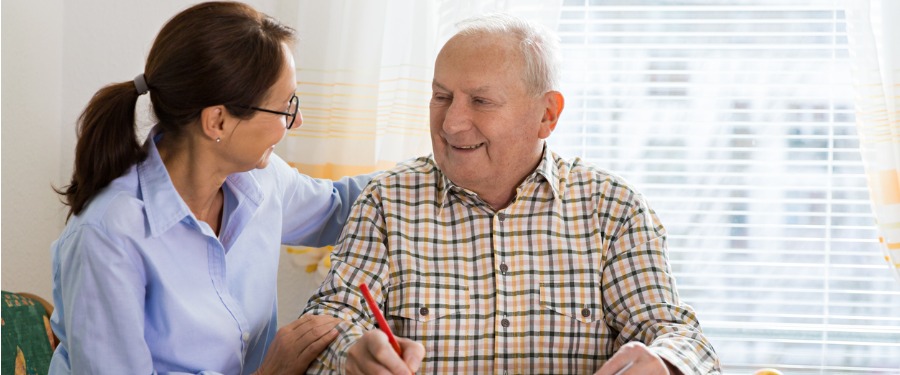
[65,166,145,237]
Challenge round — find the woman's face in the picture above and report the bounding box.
[221,43,300,171]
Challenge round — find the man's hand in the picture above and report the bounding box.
[593,341,682,375]
[345,330,425,375]
[254,314,342,375]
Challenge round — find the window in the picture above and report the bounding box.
[549,0,900,372]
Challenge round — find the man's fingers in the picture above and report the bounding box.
[594,342,671,375]
[366,331,411,375]
[398,338,425,373]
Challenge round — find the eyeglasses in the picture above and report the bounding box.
[235,94,300,129]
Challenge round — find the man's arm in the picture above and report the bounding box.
[599,194,721,374]
[301,185,383,371]
[302,183,424,374]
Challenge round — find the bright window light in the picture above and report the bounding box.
[548,0,900,373]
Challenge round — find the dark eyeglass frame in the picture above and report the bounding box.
[235,94,300,129]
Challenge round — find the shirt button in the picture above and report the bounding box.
[581,308,591,318]
[499,263,509,274]
[497,213,506,222]
[242,332,250,342]
[419,307,429,316]
[501,318,510,328]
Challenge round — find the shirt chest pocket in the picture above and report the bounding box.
[539,274,602,324]
[386,281,470,322]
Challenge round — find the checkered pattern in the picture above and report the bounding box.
[304,148,720,374]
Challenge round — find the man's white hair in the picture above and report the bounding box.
[455,13,561,97]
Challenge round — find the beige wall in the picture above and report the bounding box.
[2,0,67,302]
[1,0,318,327]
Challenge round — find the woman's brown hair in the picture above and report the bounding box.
[56,1,295,219]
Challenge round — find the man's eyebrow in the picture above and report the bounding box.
[432,81,492,95]
[469,86,492,95]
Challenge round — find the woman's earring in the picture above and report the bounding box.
[216,137,221,143]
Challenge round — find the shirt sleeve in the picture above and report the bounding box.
[600,192,722,374]
[53,222,156,374]
[275,155,376,247]
[302,183,389,374]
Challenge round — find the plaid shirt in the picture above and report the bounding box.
[304,147,721,374]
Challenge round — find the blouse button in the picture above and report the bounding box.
[581,307,591,318]
[499,263,509,274]
[497,213,506,222]
[419,307,429,316]
[501,318,510,328]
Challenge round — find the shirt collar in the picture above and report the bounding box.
[531,144,565,200]
[138,127,194,237]
[137,126,264,237]
[435,143,566,210]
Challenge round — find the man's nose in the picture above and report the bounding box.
[442,100,472,134]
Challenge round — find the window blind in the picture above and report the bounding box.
[548,0,900,373]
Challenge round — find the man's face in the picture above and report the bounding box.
[429,34,550,196]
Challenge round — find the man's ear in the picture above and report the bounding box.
[538,91,564,139]
[200,105,228,142]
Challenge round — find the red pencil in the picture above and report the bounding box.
[359,283,403,356]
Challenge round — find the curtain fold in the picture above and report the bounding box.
[844,0,900,282]
[280,0,563,273]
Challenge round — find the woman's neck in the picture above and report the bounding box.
[156,134,228,234]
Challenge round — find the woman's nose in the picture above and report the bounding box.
[292,110,304,130]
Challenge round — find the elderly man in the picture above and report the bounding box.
[304,13,721,375]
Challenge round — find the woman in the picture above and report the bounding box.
[49,2,367,374]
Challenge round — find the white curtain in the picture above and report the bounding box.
[844,0,900,282]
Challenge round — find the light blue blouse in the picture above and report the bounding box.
[49,132,372,374]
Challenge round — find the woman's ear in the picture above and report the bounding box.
[200,105,228,143]
[538,91,565,139]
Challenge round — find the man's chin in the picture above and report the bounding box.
[442,168,482,189]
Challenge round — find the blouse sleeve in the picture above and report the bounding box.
[51,223,156,374]
[273,155,376,247]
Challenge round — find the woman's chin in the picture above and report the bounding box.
[254,147,275,169]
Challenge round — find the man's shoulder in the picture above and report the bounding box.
[551,152,629,185]
[550,150,644,201]
[371,155,441,184]
[355,156,444,205]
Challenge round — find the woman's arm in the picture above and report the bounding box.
[52,223,155,374]
[275,155,376,247]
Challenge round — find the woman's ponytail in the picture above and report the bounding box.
[56,81,147,219]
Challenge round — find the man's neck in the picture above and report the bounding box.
[481,190,516,211]
[443,143,547,211]
[463,155,544,211]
